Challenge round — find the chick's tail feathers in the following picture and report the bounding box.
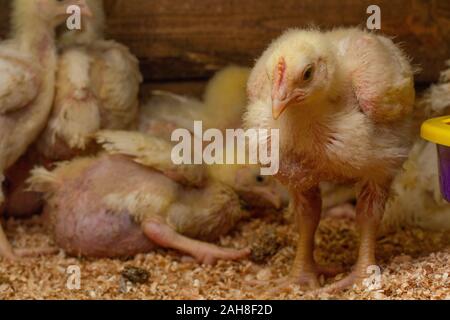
[27,157,97,195]
[27,167,60,194]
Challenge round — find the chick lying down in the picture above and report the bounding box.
[29,155,248,263]
[28,131,286,262]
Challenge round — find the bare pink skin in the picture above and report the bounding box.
[47,206,155,258]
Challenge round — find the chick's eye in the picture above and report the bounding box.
[302,65,314,82]
[256,175,265,183]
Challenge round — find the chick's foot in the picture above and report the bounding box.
[316,181,388,294]
[142,219,249,265]
[247,264,343,298]
[0,224,17,261]
[314,261,382,296]
[14,246,59,258]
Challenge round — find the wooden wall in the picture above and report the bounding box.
[1,0,449,92]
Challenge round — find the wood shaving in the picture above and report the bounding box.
[0,214,448,300]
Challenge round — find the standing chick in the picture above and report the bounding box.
[36,0,142,161]
[244,28,416,292]
[0,0,91,260]
[28,133,253,263]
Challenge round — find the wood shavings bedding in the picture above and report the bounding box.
[0,214,448,300]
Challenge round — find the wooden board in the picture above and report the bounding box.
[1,0,449,84]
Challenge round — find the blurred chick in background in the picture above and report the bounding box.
[0,0,92,260]
[37,0,142,160]
[4,0,142,219]
[140,66,251,136]
[141,66,289,209]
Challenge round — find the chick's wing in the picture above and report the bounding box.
[0,51,41,114]
[96,130,207,187]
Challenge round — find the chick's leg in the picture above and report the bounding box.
[0,176,17,261]
[286,187,323,288]
[319,181,388,293]
[249,187,334,296]
[0,223,16,261]
[142,218,250,265]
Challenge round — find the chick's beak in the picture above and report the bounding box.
[251,186,283,210]
[272,98,289,120]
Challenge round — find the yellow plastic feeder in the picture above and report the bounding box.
[421,116,450,202]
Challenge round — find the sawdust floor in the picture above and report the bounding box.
[0,213,449,300]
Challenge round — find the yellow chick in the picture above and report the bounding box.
[140,66,251,135]
[140,66,287,208]
[0,0,91,260]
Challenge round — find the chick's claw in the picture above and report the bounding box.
[247,274,319,299]
[314,266,378,295]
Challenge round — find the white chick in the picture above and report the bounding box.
[4,0,141,219]
[244,28,416,293]
[0,0,91,260]
[36,0,143,161]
